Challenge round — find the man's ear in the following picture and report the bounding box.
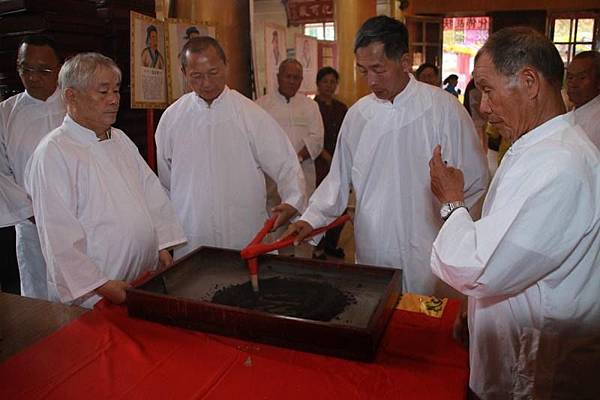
[519,66,541,100]
[400,53,411,73]
[64,87,76,104]
[223,62,229,78]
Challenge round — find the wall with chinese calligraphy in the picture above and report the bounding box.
[413,0,599,14]
[283,0,334,26]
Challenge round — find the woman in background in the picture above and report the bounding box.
[443,74,460,97]
[313,67,348,259]
[141,25,164,69]
[415,62,439,87]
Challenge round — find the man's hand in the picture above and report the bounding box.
[429,145,465,203]
[94,280,130,304]
[158,249,173,269]
[280,220,314,246]
[297,147,310,163]
[271,203,298,230]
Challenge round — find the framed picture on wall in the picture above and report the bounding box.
[130,11,168,109]
[295,34,318,94]
[264,23,287,95]
[165,19,216,103]
[318,40,337,70]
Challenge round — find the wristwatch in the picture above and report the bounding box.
[440,201,466,221]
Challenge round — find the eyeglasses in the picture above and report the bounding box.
[17,64,56,76]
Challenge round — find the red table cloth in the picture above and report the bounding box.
[0,299,468,399]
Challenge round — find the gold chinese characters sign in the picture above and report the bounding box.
[396,293,448,318]
[283,0,334,26]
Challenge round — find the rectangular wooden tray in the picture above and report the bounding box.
[126,246,402,361]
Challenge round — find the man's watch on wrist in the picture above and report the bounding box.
[440,201,467,221]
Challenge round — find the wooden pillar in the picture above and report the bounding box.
[174,0,251,97]
[334,0,377,107]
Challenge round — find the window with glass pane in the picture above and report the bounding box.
[304,22,335,41]
[550,14,598,65]
[324,22,335,41]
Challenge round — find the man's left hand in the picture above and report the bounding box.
[429,145,465,203]
[158,249,173,269]
[271,203,298,230]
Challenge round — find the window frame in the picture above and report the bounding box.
[303,21,335,41]
[548,12,599,65]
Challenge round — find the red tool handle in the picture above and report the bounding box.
[241,214,350,260]
[245,215,278,279]
[248,215,277,247]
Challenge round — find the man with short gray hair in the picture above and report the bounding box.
[567,50,600,149]
[429,27,600,398]
[26,52,186,307]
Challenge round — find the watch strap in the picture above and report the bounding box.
[442,201,467,221]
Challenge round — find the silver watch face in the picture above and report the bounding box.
[440,203,452,219]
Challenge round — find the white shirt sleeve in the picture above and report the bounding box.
[431,164,593,299]
[301,99,324,160]
[0,118,33,226]
[126,135,186,251]
[301,115,353,229]
[26,142,108,303]
[250,110,306,213]
[155,113,172,195]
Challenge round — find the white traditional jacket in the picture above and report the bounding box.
[301,76,489,296]
[256,90,323,194]
[156,87,305,258]
[0,89,65,225]
[26,116,186,307]
[0,88,65,298]
[571,92,600,150]
[432,115,600,399]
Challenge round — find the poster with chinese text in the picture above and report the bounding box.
[130,11,168,109]
[165,19,216,103]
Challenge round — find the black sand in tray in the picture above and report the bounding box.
[211,276,355,321]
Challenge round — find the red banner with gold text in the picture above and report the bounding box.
[283,0,334,26]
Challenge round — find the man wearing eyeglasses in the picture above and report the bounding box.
[0,34,66,299]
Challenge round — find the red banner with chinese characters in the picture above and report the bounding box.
[283,0,334,26]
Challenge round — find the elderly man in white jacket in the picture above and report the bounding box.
[429,27,600,399]
[287,16,488,297]
[256,59,324,197]
[256,59,323,258]
[156,37,305,258]
[26,53,186,308]
[0,35,66,299]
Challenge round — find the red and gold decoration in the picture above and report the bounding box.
[283,0,334,25]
